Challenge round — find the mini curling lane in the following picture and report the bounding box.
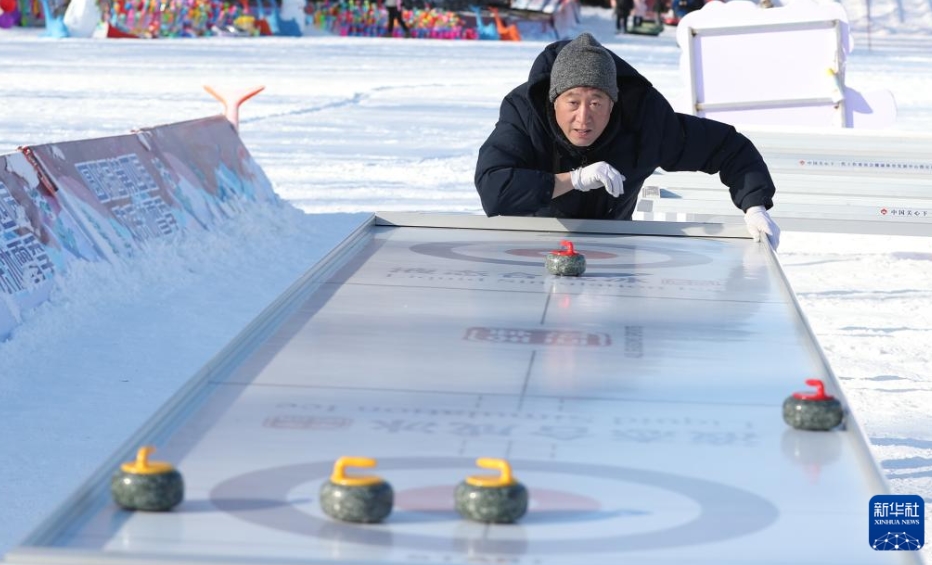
[4,213,920,565]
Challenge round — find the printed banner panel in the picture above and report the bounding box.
[140,115,279,222]
[0,152,101,339]
[6,115,280,338]
[22,133,205,260]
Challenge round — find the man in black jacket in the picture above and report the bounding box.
[474,32,780,248]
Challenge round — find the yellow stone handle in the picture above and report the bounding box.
[330,456,384,486]
[120,446,175,475]
[466,458,516,487]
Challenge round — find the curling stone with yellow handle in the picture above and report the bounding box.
[110,446,184,512]
[320,456,393,523]
[454,458,528,523]
[545,240,586,276]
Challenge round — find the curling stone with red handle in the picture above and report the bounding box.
[782,378,845,431]
[545,240,586,276]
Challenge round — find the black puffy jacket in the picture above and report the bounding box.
[474,38,776,220]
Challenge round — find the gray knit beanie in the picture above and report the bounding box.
[548,33,619,103]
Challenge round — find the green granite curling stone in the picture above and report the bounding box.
[455,458,528,524]
[320,456,393,523]
[110,446,184,512]
[545,240,586,276]
[782,378,845,431]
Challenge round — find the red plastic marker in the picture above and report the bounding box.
[203,85,265,131]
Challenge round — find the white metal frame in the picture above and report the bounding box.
[683,19,848,126]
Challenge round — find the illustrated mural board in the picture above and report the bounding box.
[4,214,919,565]
[0,151,100,339]
[139,115,279,220]
[20,116,278,262]
[21,133,203,260]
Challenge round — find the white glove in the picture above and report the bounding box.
[744,205,781,250]
[570,162,625,198]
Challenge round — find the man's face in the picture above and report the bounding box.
[553,87,614,147]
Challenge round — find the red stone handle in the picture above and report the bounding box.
[551,240,577,256]
[792,378,835,401]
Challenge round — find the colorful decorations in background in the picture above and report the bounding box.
[470,4,498,39]
[0,0,20,28]
[100,0,303,37]
[307,0,486,40]
[0,0,51,29]
[37,0,68,35]
[105,0,301,38]
[104,0,253,37]
[252,0,302,35]
[489,6,518,39]
[0,0,53,28]
[0,0,548,39]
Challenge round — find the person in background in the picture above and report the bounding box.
[631,0,648,27]
[474,32,780,249]
[611,0,634,33]
[383,0,412,38]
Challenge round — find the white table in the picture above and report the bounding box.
[6,214,918,565]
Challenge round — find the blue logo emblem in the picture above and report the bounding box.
[869,495,924,551]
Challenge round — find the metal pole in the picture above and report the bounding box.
[866,0,872,51]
